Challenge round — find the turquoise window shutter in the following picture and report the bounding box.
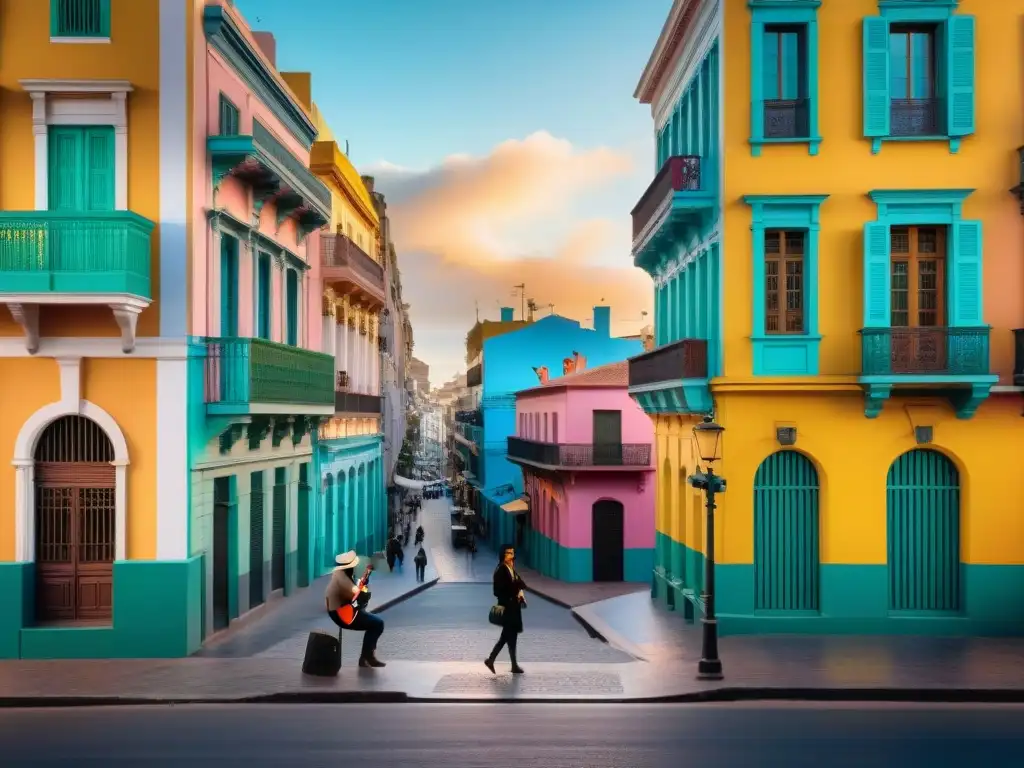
[749,21,766,147]
[862,222,891,328]
[286,269,298,345]
[862,17,891,140]
[220,236,238,337]
[257,255,271,339]
[950,220,982,327]
[945,15,975,138]
[47,127,84,211]
[84,126,115,211]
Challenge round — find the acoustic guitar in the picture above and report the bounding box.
[335,563,374,626]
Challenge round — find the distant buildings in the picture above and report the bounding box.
[408,357,430,394]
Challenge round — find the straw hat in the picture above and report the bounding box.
[334,550,359,569]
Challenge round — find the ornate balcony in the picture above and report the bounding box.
[506,437,652,471]
[334,391,382,415]
[321,233,386,310]
[467,362,482,388]
[204,336,335,416]
[631,155,715,268]
[764,98,809,140]
[208,119,331,237]
[890,98,940,138]
[0,211,155,353]
[627,338,711,416]
[858,327,997,419]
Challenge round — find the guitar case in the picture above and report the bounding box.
[301,629,342,677]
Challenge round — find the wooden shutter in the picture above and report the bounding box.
[47,127,84,211]
[84,126,115,211]
[862,17,891,138]
[951,220,983,327]
[945,15,976,138]
[863,222,891,327]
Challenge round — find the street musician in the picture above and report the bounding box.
[325,551,386,668]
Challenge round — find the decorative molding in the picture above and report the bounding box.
[652,0,721,131]
[7,304,40,354]
[20,79,133,211]
[0,336,190,359]
[202,5,317,149]
[2,295,150,354]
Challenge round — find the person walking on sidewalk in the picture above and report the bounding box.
[325,551,387,668]
[414,545,428,582]
[485,545,526,674]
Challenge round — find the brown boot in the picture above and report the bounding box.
[359,653,386,668]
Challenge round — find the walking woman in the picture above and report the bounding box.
[485,545,526,674]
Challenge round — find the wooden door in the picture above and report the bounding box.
[592,410,623,466]
[889,226,947,373]
[592,499,625,582]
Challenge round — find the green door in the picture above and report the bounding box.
[753,451,820,611]
[256,254,271,340]
[48,126,114,211]
[220,235,238,337]
[285,268,298,345]
[886,449,961,612]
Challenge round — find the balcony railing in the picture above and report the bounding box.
[335,391,382,414]
[204,337,335,413]
[631,155,702,241]
[859,327,990,376]
[467,362,482,388]
[507,437,652,468]
[0,211,154,297]
[321,233,386,304]
[764,98,809,139]
[890,98,940,137]
[1011,328,1024,387]
[455,409,482,426]
[628,339,708,387]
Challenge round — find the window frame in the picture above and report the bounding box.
[50,0,111,41]
[744,194,828,376]
[763,229,807,335]
[888,225,947,328]
[219,94,240,137]
[748,0,821,157]
[862,2,975,154]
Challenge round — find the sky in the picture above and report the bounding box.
[236,0,671,383]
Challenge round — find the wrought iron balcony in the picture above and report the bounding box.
[1013,329,1024,386]
[321,233,386,309]
[628,338,708,387]
[631,155,715,265]
[764,98,809,139]
[859,327,991,377]
[0,211,154,297]
[455,409,482,426]
[467,362,482,388]
[890,98,940,138]
[335,391,383,414]
[507,437,652,470]
[204,336,335,415]
[207,120,331,234]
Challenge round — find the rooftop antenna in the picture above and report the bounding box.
[474,300,480,323]
[547,303,555,315]
[526,298,537,322]
[345,139,350,156]
[513,283,525,320]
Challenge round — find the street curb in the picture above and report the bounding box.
[373,576,440,614]
[523,586,572,610]
[568,608,649,662]
[0,691,410,708]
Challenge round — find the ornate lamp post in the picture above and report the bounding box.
[689,415,726,681]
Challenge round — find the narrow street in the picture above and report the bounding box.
[2,703,1021,767]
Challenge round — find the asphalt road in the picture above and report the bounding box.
[2,702,1021,767]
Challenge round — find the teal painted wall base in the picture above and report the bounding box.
[652,532,1024,636]
[1,557,203,659]
[522,528,652,583]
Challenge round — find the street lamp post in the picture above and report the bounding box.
[689,415,726,681]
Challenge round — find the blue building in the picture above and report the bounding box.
[462,307,644,562]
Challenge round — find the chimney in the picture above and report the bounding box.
[593,306,610,336]
[500,307,514,322]
[572,351,587,371]
[252,31,277,67]
[532,366,549,385]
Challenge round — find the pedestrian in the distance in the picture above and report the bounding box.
[386,534,401,572]
[485,544,526,674]
[414,546,428,582]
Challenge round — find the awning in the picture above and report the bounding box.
[394,475,430,490]
[501,498,529,514]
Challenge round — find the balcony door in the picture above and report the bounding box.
[48,126,114,212]
[890,226,947,373]
[592,410,622,466]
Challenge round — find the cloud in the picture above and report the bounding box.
[363,132,652,379]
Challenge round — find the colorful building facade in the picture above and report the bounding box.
[298,79,388,571]
[507,362,655,582]
[473,308,644,552]
[633,0,1024,635]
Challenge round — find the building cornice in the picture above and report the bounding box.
[635,0,702,103]
[310,141,380,230]
[202,4,318,149]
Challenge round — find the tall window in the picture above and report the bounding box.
[219,94,239,136]
[256,254,271,340]
[889,26,938,136]
[552,413,559,444]
[764,230,805,333]
[763,26,808,139]
[543,413,549,442]
[890,226,945,327]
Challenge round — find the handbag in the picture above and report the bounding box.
[488,604,505,626]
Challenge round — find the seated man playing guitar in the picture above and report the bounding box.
[325,551,386,668]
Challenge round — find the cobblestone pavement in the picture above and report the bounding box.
[256,583,632,664]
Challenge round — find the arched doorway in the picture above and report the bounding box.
[753,451,820,611]
[592,499,625,582]
[323,476,334,570]
[886,449,961,612]
[34,415,116,623]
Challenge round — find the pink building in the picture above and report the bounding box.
[507,361,655,582]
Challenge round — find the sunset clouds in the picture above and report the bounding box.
[366,132,654,378]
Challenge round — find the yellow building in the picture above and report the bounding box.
[0,0,192,658]
[631,0,1024,635]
